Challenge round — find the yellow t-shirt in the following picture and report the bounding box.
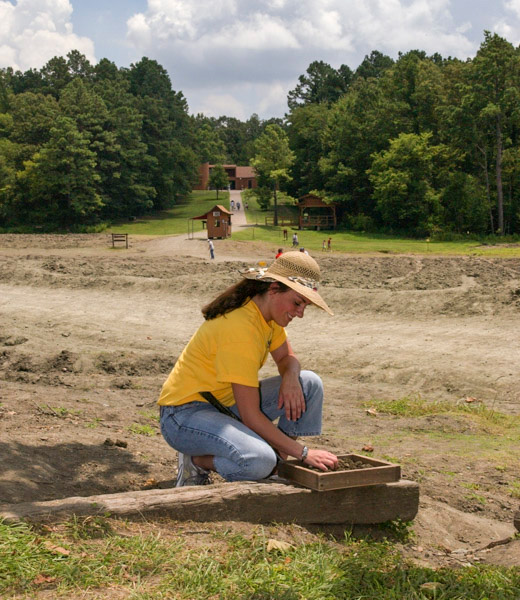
[158,300,287,407]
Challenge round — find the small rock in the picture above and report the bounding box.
[115,439,128,448]
[103,438,115,446]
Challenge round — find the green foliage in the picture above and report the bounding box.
[244,185,272,211]
[251,124,295,225]
[285,33,520,236]
[208,164,229,201]
[0,52,198,230]
[368,132,454,235]
[287,60,353,110]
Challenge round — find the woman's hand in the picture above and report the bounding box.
[303,448,338,471]
[278,371,306,421]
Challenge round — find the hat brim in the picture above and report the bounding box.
[242,269,333,315]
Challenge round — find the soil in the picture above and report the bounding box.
[1,231,520,570]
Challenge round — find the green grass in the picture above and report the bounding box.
[232,224,520,256]
[106,189,520,256]
[108,190,230,236]
[2,518,520,599]
[127,423,157,436]
[364,396,518,429]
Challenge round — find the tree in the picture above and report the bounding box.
[10,92,59,148]
[468,32,520,234]
[209,165,228,200]
[286,103,329,197]
[287,60,352,110]
[127,58,199,208]
[193,120,227,164]
[354,50,394,80]
[368,132,453,235]
[16,116,102,228]
[251,124,294,225]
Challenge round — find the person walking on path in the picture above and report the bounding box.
[158,251,338,486]
[208,239,215,260]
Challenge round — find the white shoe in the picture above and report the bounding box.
[176,453,210,487]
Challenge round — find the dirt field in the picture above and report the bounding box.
[1,232,520,568]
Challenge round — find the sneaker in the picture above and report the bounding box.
[176,452,210,487]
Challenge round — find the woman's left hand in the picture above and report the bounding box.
[278,372,306,421]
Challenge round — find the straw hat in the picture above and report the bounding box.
[242,251,333,315]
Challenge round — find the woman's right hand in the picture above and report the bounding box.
[304,449,338,471]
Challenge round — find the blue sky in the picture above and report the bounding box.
[1,0,520,120]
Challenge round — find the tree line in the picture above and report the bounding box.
[2,31,520,236]
[279,31,520,237]
[0,51,276,230]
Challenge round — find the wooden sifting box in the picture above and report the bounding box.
[278,453,401,492]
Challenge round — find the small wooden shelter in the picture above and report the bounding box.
[298,194,337,230]
[191,204,232,239]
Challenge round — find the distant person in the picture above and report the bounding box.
[245,201,249,210]
[208,239,215,260]
[230,200,235,211]
[283,228,288,241]
[327,237,331,252]
[237,201,241,210]
[322,239,326,252]
[275,248,283,259]
[292,233,298,247]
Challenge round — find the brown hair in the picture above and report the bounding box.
[202,278,288,320]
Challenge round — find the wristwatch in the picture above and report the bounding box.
[300,446,309,462]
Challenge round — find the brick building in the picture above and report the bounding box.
[194,162,257,191]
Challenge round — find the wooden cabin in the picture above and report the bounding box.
[191,205,232,239]
[298,194,337,230]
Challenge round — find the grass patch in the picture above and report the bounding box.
[2,518,520,598]
[128,423,157,436]
[108,190,229,236]
[106,189,520,256]
[365,396,517,429]
[232,223,520,257]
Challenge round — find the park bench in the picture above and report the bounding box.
[111,233,128,248]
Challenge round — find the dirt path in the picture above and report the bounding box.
[1,231,520,567]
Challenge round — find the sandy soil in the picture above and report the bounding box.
[1,229,520,569]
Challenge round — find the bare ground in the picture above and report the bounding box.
[1,232,520,569]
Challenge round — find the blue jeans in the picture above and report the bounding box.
[160,370,323,481]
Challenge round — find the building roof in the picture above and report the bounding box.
[191,204,232,220]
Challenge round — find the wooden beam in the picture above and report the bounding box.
[0,480,419,525]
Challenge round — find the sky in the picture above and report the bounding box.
[1,0,520,121]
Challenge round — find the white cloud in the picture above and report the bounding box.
[498,0,520,45]
[208,14,300,50]
[0,0,95,71]
[195,92,247,120]
[504,0,520,19]
[124,0,480,118]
